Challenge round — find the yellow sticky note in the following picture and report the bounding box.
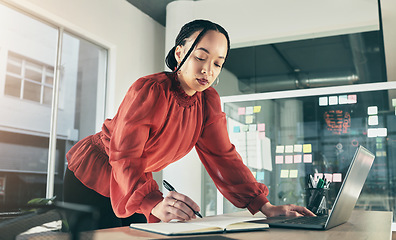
[303,144,312,153]
[280,170,289,178]
[253,106,261,113]
[245,115,254,124]
[289,170,298,178]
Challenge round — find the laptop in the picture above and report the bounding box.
[258,145,375,230]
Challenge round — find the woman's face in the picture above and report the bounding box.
[175,30,228,96]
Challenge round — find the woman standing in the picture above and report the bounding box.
[63,19,314,230]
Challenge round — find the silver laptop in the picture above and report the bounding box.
[261,145,375,230]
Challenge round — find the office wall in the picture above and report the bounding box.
[164,0,396,212]
[1,0,166,119]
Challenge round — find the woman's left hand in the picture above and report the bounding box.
[260,202,316,218]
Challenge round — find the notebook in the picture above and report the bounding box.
[130,214,269,236]
[258,145,375,230]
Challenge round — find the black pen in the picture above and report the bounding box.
[163,180,203,218]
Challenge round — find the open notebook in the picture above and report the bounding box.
[130,214,269,236]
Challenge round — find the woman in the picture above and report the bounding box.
[64,19,314,230]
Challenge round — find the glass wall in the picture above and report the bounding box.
[202,4,395,221]
[221,85,396,216]
[0,3,107,210]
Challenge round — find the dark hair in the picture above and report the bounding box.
[165,19,231,72]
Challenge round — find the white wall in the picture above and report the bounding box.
[1,0,166,119]
[166,0,379,51]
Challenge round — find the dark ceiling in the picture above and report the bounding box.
[126,0,177,26]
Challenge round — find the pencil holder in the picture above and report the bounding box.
[306,188,328,215]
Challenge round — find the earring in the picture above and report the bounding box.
[213,77,220,86]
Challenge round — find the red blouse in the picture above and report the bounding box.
[66,72,269,223]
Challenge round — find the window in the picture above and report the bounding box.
[5,51,54,104]
[0,3,107,211]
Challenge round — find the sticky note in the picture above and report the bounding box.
[256,171,264,181]
[348,94,357,104]
[303,154,312,163]
[285,155,293,164]
[333,173,342,182]
[249,124,257,132]
[303,144,312,153]
[368,115,378,125]
[238,107,246,115]
[275,155,283,164]
[257,123,265,132]
[285,145,294,153]
[280,170,289,178]
[276,145,285,154]
[253,106,261,113]
[367,106,378,115]
[314,173,323,180]
[294,155,302,163]
[377,128,387,137]
[258,132,265,139]
[338,95,348,104]
[289,170,298,178]
[367,128,378,138]
[324,173,333,182]
[233,126,240,133]
[246,107,254,115]
[294,144,302,152]
[329,96,338,105]
[242,125,249,132]
[319,97,328,106]
[245,115,254,124]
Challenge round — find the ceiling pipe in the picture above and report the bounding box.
[238,71,359,93]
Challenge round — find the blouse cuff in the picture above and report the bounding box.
[140,190,163,223]
[247,192,269,215]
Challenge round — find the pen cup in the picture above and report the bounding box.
[306,188,328,215]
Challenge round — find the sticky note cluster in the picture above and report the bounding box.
[275,144,313,165]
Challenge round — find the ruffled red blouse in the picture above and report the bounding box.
[66,72,269,222]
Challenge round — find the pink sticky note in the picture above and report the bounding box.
[303,154,312,163]
[314,173,323,181]
[285,155,293,164]
[294,155,302,163]
[333,173,342,182]
[324,173,333,182]
[238,107,246,115]
[257,123,265,132]
[275,155,283,164]
[348,94,357,104]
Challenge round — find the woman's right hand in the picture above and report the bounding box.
[151,191,200,222]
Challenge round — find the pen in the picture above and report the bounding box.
[163,180,203,218]
[317,178,325,189]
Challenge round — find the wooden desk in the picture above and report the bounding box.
[90,210,392,240]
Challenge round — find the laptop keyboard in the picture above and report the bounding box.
[278,215,328,225]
